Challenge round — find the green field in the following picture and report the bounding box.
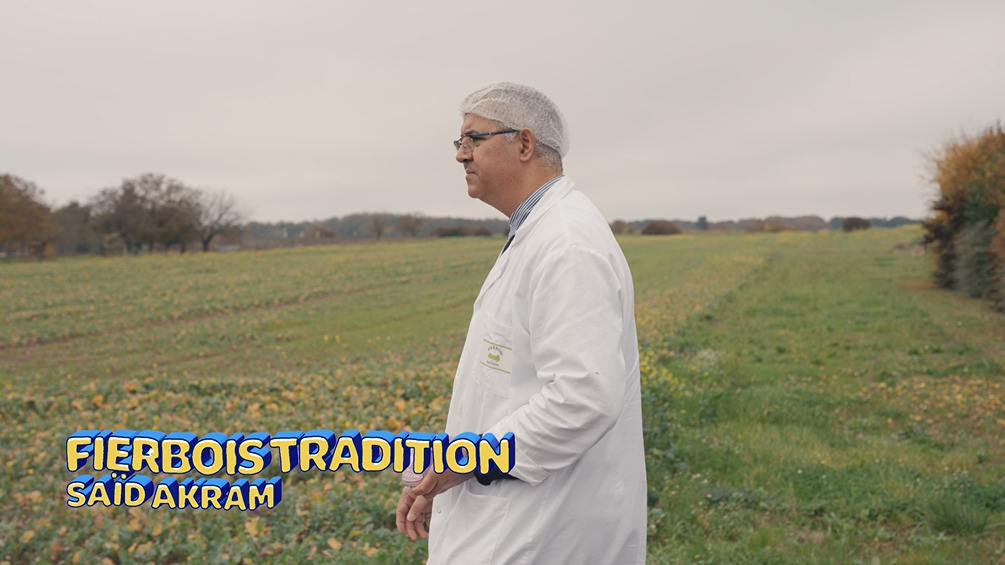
[2,228,1004,564]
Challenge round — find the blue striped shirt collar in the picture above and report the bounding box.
[508,175,564,236]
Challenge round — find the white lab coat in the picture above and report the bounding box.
[427,177,647,564]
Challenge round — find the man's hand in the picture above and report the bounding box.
[395,470,471,541]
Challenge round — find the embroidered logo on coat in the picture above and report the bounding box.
[479,339,512,374]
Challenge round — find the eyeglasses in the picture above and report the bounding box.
[453,129,517,152]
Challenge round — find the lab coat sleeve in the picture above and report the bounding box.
[486,244,627,485]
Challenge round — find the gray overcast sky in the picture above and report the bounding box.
[2,1,1003,223]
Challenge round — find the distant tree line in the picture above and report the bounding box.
[244,214,509,246]
[922,122,1005,311]
[2,170,926,259]
[640,221,682,235]
[430,225,494,237]
[0,172,245,258]
[609,215,918,235]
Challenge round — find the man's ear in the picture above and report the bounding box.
[518,129,535,163]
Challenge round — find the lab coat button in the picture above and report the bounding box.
[437,508,442,514]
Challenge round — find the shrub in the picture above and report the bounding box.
[954,221,995,298]
[989,209,1005,310]
[989,254,1005,311]
[641,221,681,235]
[841,217,870,232]
[922,123,1005,296]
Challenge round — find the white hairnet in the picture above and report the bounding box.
[459,82,569,158]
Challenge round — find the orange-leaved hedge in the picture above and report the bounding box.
[922,122,1005,310]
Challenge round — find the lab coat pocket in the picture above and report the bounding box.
[437,484,511,563]
[474,314,513,398]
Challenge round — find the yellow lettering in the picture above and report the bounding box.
[66,438,92,472]
[124,482,148,507]
[249,483,276,508]
[162,439,192,474]
[445,439,477,474]
[328,436,361,472]
[225,439,239,475]
[269,437,299,473]
[224,485,247,511]
[192,439,224,475]
[151,484,177,509]
[479,438,512,474]
[87,482,111,507]
[432,439,446,474]
[361,437,391,472]
[392,436,408,473]
[178,482,200,509]
[66,481,87,508]
[201,485,223,509]
[238,439,266,475]
[299,437,329,472]
[132,437,160,473]
[93,436,105,472]
[106,437,130,472]
[405,438,430,474]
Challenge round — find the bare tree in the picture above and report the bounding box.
[371,213,390,239]
[195,189,247,251]
[397,213,424,237]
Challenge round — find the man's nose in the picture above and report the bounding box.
[455,147,470,164]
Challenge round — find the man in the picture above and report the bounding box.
[396,82,646,564]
